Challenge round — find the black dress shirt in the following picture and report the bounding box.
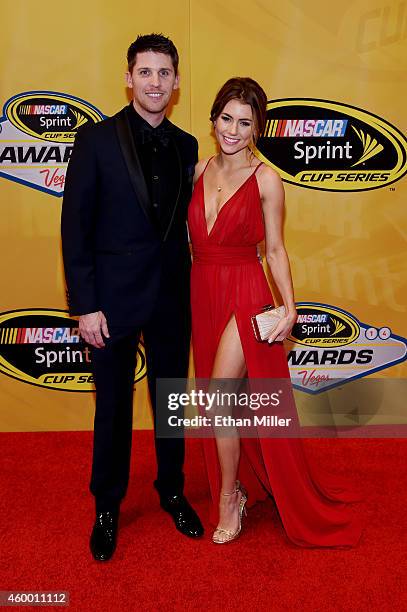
[127,103,180,236]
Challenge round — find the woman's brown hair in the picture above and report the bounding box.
[210,77,267,141]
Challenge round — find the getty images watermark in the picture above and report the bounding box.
[156,378,407,438]
[156,378,300,438]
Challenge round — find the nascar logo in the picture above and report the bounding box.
[287,303,407,394]
[0,309,146,391]
[18,105,68,115]
[255,98,407,191]
[265,119,347,138]
[0,91,104,196]
[290,305,359,348]
[0,327,80,344]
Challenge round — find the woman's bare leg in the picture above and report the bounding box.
[210,315,246,535]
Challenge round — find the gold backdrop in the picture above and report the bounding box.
[0,0,405,431]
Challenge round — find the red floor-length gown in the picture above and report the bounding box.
[188,159,363,547]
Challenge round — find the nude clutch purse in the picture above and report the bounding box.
[251,305,286,342]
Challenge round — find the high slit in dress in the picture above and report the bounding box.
[187,159,362,547]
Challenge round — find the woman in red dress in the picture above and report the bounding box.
[187,78,362,547]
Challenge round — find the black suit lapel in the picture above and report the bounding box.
[114,107,155,227]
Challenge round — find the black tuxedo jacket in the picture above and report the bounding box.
[61,105,198,326]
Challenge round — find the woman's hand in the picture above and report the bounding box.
[267,312,297,343]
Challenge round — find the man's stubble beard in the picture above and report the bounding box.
[138,96,170,116]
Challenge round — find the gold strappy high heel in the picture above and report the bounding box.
[212,480,248,544]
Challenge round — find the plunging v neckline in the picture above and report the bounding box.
[202,160,262,237]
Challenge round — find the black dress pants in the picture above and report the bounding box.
[89,303,190,512]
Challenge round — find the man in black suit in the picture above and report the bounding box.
[61,33,203,561]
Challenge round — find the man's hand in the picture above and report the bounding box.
[79,311,110,348]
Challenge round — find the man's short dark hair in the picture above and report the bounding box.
[127,33,179,74]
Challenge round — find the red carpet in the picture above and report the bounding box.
[0,432,405,611]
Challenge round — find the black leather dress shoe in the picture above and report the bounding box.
[160,495,204,538]
[90,511,119,561]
